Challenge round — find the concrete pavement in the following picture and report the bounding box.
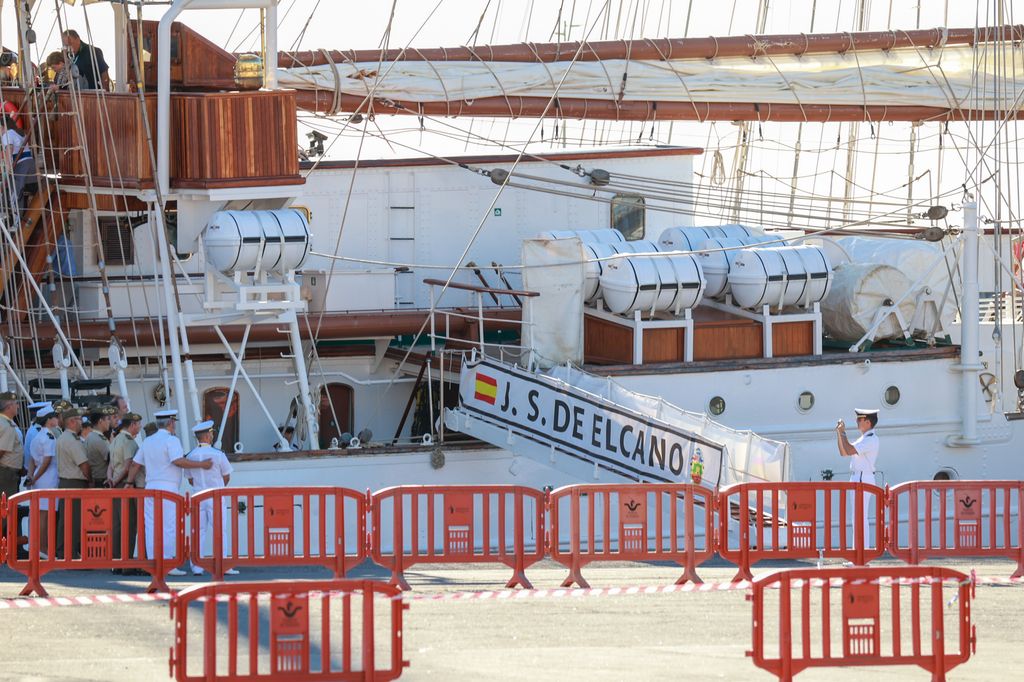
[0,558,1020,681]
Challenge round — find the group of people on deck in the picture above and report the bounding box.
[0,393,236,577]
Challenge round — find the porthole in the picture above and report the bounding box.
[884,385,901,406]
[708,396,726,416]
[933,468,958,481]
[797,391,815,412]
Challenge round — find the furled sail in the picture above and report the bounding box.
[279,25,1024,121]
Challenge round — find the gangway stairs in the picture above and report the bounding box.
[444,354,790,488]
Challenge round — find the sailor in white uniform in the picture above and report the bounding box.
[185,420,237,576]
[836,408,880,542]
[22,401,51,475]
[125,410,212,575]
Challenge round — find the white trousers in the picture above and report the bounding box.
[144,481,180,561]
[192,498,232,568]
[850,471,876,546]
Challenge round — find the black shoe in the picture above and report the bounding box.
[111,568,123,575]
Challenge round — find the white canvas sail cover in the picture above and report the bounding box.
[278,45,1023,110]
[521,238,585,368]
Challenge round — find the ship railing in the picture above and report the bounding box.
[422,277,539,356]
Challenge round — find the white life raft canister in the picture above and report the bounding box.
[728,245,832,309]
[599,252,706,315]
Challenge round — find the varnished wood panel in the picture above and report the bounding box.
[131,21,236,91]
[170,91,301,188]
[693,318,762,361]
[642,327,685,363]
[772,320,814,357]
[8,88,300,190]
[584,314,633,365]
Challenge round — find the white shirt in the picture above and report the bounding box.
[132,428,185,487]
[850,430,879,477]
[1,128,29,161]
[187,444,233,491]
[23,423,42,470]
[30,428,59,490]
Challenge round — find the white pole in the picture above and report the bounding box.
[959,202,981,443]
[0,338,8,393]
[215,325,251,450]
[264,1,278,89]
[112,1,129,92]
[286,313,319,449]
[153,208,190,445]
[213,325,290,451]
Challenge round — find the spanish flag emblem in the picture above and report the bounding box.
[474,372,498,404]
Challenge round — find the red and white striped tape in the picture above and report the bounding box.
[2,575,1021,610]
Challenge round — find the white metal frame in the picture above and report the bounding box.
[585,305,695,364]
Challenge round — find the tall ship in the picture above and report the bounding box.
[0,0,1021,503]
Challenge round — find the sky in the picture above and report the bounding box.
[0,0,1018,230]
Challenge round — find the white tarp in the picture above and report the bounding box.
[821,263,916,341]
[451,357,789,486]
[278,45,1023,110]
[820,236,957,335]
[521,238,585,369]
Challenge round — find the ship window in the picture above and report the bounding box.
[611,193,645,241]
[797,391,815,412]
[884,385,900,406]
[202,387,240,452]
[708,396,725,416]
[98,216,135,266]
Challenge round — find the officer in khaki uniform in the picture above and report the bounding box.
[0,392,24,538]
[0,391,23,500]
[108,412,143,564]
[85,406,115,488]
[55,408,90,559]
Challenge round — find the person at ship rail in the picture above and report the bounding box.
[186,421,237,577]
[835,408,880,543]
[61,30,109,91]
[124,410,212,574]
[1,114,36,210]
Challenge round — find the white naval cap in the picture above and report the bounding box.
[192,420,215,433]
[154,409,179,419]
[28,401,51,411]
[854,408,880,416]
[37,405,55,418]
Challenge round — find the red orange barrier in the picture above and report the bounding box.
[888,480,1024,578]
[548,483,714,588]
[748,566,976,681]
[719,482,885,581]
[3,488,185,596]
[189,487,367,580]
[169,578,407,681]
[370,485,544,590]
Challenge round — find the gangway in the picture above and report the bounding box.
[445,354,789,487]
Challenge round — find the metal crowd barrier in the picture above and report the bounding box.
[888,480,1024,578]
[370,485,545,590]
[169,578,407,681]
[548,483,714,588]
[748,566,976,681]
[718,482,886,581]
[188,487,366,580]
[3,488,186,597]
[3,480,1023,593]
